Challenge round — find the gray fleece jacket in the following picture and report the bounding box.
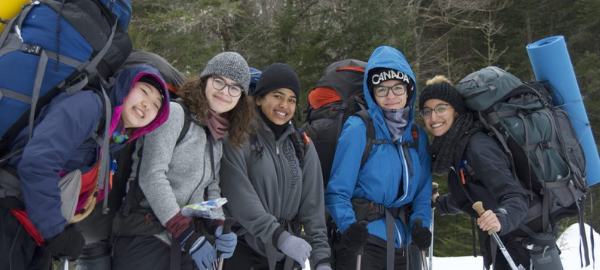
[220,118,330,268]
[130,101,223,245]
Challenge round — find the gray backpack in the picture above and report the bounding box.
[456,66,590,262]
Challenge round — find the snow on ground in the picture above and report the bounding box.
[305,223,598,270]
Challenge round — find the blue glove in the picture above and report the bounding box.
[189,236,217,270]
[215,226,237,259]
[278,235,312,266]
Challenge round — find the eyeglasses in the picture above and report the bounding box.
[373,83,407,97]
[419,103,451,118]
[211,76,242,97]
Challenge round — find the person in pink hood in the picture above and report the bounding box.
[0,64,170,269]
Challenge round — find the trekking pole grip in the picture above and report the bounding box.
[472,201,497,235]
[222,217,236,235]
[217,217,236,270]
[472,201,485,216]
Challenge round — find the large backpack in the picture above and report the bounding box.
[0,0,133,158]
[455,66,590,261]
[302,59,369,183]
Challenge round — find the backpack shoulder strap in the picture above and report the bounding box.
[172,99,191,146]
[354,110,375,168]
[289,127,310,168]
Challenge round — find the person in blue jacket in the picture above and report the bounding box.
[325,45,432,270]
[0,64,170,270]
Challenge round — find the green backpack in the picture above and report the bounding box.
[455,66,590,260]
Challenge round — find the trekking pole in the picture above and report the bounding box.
[429,182,438,270]
[472,202,519,270]
[217,217,237,270]
[61,257,69,270]
[356,245,363,270]
[412,219,427,270]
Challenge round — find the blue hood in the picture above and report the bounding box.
[364,46,417,140]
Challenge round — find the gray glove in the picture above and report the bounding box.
[315,264,333,270]
[278,235,312,266]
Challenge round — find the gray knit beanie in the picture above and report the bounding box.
[200,52,251,94]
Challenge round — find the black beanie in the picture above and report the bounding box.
[367,68,414,102]
[253,63,301,100]
[138,75,166,98]
[418,81,466,114]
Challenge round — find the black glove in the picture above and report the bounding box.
[410,219,432,250]
[44,226,85,260]
[341,221,369,249]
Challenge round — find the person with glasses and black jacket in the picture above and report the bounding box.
[111,52,255,270]
[420,76,530,270]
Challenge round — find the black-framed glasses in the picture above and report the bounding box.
[211,76,242,97]
[373,83,408,97]
[419,103,451,118]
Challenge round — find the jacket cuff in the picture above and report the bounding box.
[315,258,331,267]
[166,211,193,239]
[494,208,508,235]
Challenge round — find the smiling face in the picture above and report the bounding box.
[256,88,297,125]
[121,81,164,128]
[205,76,243,114]
[422,98,458,137]
[373,79,408,110]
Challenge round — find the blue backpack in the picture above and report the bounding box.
[0,0,133,158]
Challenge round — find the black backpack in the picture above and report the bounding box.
[302,59,369,184]
[456,66,591,264]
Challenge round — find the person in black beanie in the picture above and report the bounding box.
[420,75,531,270]
[220,63,332,270]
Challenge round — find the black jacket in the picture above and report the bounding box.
[435,132,529,236]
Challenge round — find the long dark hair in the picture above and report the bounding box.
[178,77,255,148]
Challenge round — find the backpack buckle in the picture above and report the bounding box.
[21,44,41,55]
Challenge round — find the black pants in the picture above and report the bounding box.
[222,237,289,270]
[112,235,196,270]
[333,238,422,270]
[0,205,51,270]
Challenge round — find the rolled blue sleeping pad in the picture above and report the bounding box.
[526,35,600,186]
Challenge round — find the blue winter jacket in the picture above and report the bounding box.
[5,64,170,239]
[325,46,432,248]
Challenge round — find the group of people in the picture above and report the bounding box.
[0,44,553,270]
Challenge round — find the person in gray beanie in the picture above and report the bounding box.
[420,76,531,270]
[201,51,251,94]
[220,63,333,270]
[111,52,255,270]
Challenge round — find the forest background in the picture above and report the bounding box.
[128,0,600,257]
